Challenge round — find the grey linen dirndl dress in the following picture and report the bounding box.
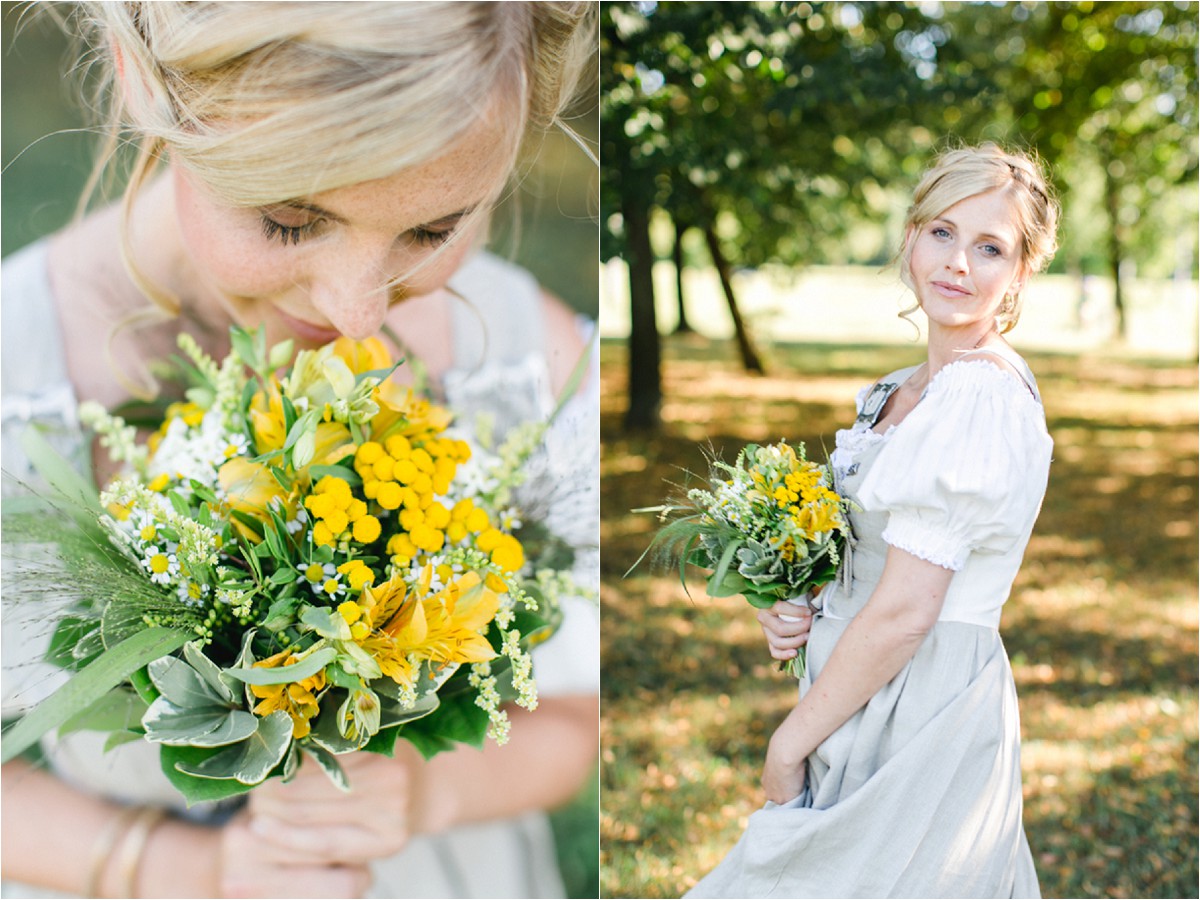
[687,350,1051,899]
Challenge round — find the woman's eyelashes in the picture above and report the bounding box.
[260,215,321,246]
[259,214,457,249]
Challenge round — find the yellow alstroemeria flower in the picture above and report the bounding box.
[349,567,500,692]
[249,649,327,738]
[331,336,393,375]
[217,457,291,542]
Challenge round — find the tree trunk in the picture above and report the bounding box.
[672,218,693,333]
[1103,166,1128,341]
[703,225,765,374]
[623,191,661,430]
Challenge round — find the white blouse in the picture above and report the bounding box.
[847,356,1053,629]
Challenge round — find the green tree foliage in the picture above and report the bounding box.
[602,1,1197,420]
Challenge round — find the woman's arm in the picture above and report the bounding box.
[761,547,953,802]
[246,694,598,864]
[0,759,372,898]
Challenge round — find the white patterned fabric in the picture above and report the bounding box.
[688,350,1049,899]
[1,240,598,899]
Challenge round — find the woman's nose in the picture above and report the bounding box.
[944,244,968,274]
[308,242,395,340]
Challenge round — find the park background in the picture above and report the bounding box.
[0,5,599,898]
[600,2,1198,899]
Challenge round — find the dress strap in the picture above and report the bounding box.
[855,364,921,427]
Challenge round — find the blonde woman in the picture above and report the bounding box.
[690,145,1058,898]
[0,3,598,898]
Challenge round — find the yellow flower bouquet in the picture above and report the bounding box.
[2,327,577,803]
[637,441,851,678]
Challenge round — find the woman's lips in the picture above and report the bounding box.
[931,281,971,298]
[275,308,343,344]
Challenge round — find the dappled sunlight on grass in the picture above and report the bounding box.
[601,337,1198,899]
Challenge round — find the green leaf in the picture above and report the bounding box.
[300,606,350,640]
[173,711,293,783]
[362,726,401,758]
[397,691,488,759]
[19,428,102,530]
[147,657,225,708]
[46,617,102,670]
[302,744,350,790]
[160,745,257,805]
[104,730,144,753]
[182,643,238,705]
[707,569,754,599]
[1,627,191,764]
[223,647,336,686]
[59,688,147,737]
[186,711,261,747]
[708,537,744,593]
[308,691,370,754]
[378,690,440,729]
[143,699,239,744]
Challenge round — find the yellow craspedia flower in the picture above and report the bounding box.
[346,498,367,522]
[372,456,395,482]
[401,488,423,510]
[337,559,376,591]
[363,479,380,500]
[411,524,445,553]
[491,534,525,573]
[485,572,509,594]
[451,499,474,521]
[305,492,335,520]
[424,502,451,530]
[356,441,385,466]
[312,521,336,547]
[376,482,403,510]
[392,459,418,484]
[352,515,382,545]
[410,448,435,474]
[338,600,364,625]
[411,473,433,496]
[385,435,411,459]
[323,509,349,536]
[476,527,503,553]
[465,507,490,533]
[446,521,468,543]
[399,507,424,531]
[315,476,353,508]
[387,533,417,559]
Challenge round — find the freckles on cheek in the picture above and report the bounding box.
[175,182,294,297]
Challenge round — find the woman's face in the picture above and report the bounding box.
[171,118,513,348]
[906,188,1026,334]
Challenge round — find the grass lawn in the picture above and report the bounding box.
[599,336,1198,899]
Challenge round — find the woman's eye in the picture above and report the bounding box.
[931,226,950,238]
[981,244,1002,257]
[260,215,321,246]
[411,226,455,248]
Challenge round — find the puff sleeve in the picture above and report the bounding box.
[855,360,1053,571]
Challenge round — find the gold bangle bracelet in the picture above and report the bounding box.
[113,807,167,899]
[84,806,139,898]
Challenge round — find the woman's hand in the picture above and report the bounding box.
[757,597,814,661]
[246,748,425,868]
[761,715,809,805]
[213,811,373,899]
